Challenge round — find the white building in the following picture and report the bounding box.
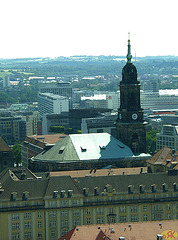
[39,82,72,108]
[38,93,69,117]
[156,125,178,151]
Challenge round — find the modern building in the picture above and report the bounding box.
[39,82,72,109]
[29,133,150,172]
[0,115,26,145]
[81,114,117,137]
[38,93,69,118]
[156,125,178,151]
[140,91,178,111]
[0,167,178,239]
[116,35,147,154]
[0,137,14,172]
[42,113,69,135]
[58,220,178,240]
[21,134,66,167]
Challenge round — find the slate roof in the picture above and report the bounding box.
[32,133,134,163]
[45,175,82,199]
[72,172,177,195]
[0,168,49,201]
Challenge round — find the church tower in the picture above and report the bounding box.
[116,34,147,153]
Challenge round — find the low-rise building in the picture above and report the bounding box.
[21,134,66,167]
[146,146,178,173]
[0,167,177,239]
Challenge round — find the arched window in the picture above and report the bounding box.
[132,133,138,142]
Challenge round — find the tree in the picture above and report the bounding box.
[146,130,159,155]
[12,144,21,166]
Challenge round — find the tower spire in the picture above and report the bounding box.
[126,32,132,63]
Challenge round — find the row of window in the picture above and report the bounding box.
[12,212,42,221]
[12,221,42,230]
[12,231,42,240]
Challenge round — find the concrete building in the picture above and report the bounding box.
[42,113,69,135]
[156,125,178,151]
[0,167,177,239]
[39,82,72,109]
[140,92,178,111]
[38,93,69,118]
[0,115,26,145]
[81,114,117,137]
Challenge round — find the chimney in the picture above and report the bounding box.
[157,235,163,240]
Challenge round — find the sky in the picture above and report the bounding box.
[0,0,177,59]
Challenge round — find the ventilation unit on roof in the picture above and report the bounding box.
[81,147,87,152]
[99,145,106,150]
[157,234,163,240]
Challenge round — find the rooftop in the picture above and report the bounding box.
[59,220,178,240]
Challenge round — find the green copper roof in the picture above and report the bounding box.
[32,133,134,163]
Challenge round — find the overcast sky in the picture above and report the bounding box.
[0,0,177,58]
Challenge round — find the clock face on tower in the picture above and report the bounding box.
[132,113,138,120]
